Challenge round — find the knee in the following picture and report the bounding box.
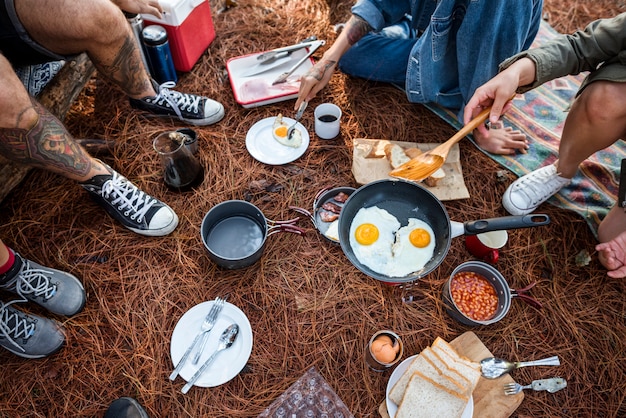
[77,1,128,44]
[578,81,626,127]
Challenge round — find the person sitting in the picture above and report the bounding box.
[0,239,86,358]
[294,0,543,154]
[463,13,626,278]
[0,0,225,236]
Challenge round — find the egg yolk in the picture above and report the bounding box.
[355,223,379,245]
[409,228,431,248]
[274,125,288,137]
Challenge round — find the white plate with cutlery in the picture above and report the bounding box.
[170,301,253,387]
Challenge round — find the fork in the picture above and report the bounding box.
[169,297,224,380]
[191,297,226,364]
[286,100,308,140]
[504,378,567,395]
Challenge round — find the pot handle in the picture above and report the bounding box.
[267,217,307,236]
[510,281,543,310]
[289,205,315,223]
[463,214,551,236]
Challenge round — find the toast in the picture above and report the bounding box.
[395,371,470,418]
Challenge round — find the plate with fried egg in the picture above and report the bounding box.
[246,116,310,165]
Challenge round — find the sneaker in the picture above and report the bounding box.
[0,252,86,316]
[502,164,571,215]
[129,81,224,126]
[0,300,65,359]
[104,397,150,418]
[81,168,179,237]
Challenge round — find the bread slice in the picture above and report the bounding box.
[389,348,469,405]
[421,347,471,391]
[430,338,481,389]
[395,371,469,418]
[384,144,411,169]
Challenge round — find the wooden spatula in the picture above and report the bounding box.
[389,106,491,181]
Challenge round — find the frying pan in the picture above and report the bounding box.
[338,179,550,283]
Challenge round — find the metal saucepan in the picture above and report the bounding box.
[338,179,550,283]
[201,200,305,269]
[290,186,356,244]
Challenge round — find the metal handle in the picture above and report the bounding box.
[518,355,560,368]
[256,38,319,61]
[169,333,202,380]
[181,351,219,394]
[191,331,210,365]
[272,40,325,84]
[463,214,551,235]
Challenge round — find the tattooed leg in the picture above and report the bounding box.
[0,99,108,181]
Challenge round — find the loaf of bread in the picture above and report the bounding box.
[384,144,411,169]
[395,371,470,418]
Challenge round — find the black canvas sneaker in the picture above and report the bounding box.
[0,252,86,316]
[129,81,225,126]
[0,301,65,359]
[105,397,150,418]
[81,168,179,237]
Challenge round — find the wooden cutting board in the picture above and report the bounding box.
[378,331,523,418]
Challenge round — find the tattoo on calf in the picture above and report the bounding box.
[346,16,371,45]
[96,35,150,97]
[0,101,91,177]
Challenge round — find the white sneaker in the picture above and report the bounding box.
[502,164,571,215]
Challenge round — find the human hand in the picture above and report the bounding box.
[294,58,337,110]
[114,0,163,19]
[464,57,535,138]
[596,235,626,279]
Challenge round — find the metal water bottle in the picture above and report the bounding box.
[124,12,151,75]
[142,25,178,84]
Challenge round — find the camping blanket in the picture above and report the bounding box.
[426,19,626,237]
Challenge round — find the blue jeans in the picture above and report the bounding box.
[339,0,543,118]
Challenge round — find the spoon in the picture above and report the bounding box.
[181,323,239,394]
[389,106,491,181]
[480,355,561,379]
[287,100,308,140]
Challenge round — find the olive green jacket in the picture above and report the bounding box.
[500,13,626,95]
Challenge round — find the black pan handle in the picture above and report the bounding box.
[463,214,551,235]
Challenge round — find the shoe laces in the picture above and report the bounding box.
[515,167,568,205]
[153,82,202,118]
[99,171,157,223]
[3,259,57,301]
[0,300,35,353]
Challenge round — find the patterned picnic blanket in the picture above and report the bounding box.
[426,20,626,237]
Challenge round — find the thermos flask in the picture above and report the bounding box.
[142,25,178,85]
[124,12,151,75]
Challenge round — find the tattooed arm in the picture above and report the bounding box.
[295,15,372,109]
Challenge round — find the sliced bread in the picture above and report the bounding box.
[389,348,467,405]
[430,339,481,389]
[384,143,411,169]
[395,371,469,418]
[421,347,471,391]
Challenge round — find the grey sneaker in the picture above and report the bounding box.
[129,81,224,126]
[105,397,150,418]
[0,252,86,316]
[502,164,571,215]
[81,168,179,237]
[0,301,65,359]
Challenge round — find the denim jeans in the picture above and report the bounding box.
[339,0,543,118]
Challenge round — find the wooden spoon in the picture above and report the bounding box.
[389,106,491,181]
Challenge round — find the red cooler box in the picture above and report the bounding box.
[142,0,215,72]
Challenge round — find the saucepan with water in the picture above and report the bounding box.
[201,200,304,269]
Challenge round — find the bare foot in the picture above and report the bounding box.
[596,234,626,278]
[473,126,529,155]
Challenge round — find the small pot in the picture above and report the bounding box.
[201,200,304,269]
[442,261,542,326]
[290,186,355,244]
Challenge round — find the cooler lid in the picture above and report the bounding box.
[142,0,206,26]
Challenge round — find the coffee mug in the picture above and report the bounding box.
[464,230,508,264]
[314,103,342,139]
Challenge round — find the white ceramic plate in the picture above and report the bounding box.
[246,117,310,165]
[170,301,253,387]
[386,354,473,418]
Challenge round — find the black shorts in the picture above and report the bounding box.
[0,0,67,66]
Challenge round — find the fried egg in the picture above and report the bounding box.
[349,206,400,274]
[388,218,436,276]
[272,114,302,148]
